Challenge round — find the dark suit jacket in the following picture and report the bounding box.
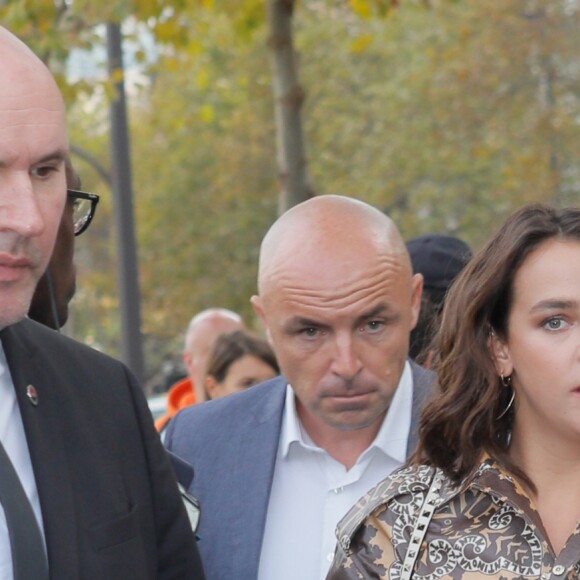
[1,319,205,580]
[165,362,435,580]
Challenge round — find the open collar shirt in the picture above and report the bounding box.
[258,361,414,580]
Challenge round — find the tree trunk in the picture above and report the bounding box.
[266,0,314,213]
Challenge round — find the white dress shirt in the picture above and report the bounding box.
[0,342,46,579]
[257,361,413,580]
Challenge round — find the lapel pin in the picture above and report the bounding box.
[26,385,39,406]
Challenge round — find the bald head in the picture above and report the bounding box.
[0,27,65,111]
[257,195,410,296]
[251,195,423,453]
[0,27,68,329]
[183,308,245,402]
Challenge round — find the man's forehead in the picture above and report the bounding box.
[0,135,68,169]
[0,104,67,162]
[282,298,397,323]
[263,239,407,286]
[264,259,409,315]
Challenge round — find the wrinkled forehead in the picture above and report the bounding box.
[261,237,412,314]
[0,102,68,169]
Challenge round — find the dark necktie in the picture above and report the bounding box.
[0,439,49,580]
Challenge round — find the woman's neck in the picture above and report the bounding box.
[509,428,580,555]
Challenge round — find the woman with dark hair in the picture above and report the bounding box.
[205,329,279,399]
[328,204,580,579]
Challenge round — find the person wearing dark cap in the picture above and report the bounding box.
[406,233,472,367]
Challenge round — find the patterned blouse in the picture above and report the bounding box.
[327,459,580,579]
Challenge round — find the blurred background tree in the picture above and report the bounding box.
[1,0,579,390]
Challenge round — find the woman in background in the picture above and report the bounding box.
[328,204,580,579]
[205,329,279,399]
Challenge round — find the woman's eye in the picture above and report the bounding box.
[543,316,567,331]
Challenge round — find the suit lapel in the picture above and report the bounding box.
[1,321,80,578]
[226,379,285,579]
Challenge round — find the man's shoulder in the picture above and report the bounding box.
[165,375,287,464]
[410,360,436,386]
[2,318,126,372]
[409,360,437,400]
[169,375,287,431]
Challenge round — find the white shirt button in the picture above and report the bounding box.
[326,552,334,563]
[333,487,343,494]
[553,565,566,576]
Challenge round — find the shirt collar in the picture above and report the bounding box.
[0,340,8,386]
[280,384,310,457]
[279,361,414,464]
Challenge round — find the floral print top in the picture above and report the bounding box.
[327,459,580,579]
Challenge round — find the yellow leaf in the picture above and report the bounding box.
[155,20,179,43]
[187,38,205,55]
[199,103,214,123]
[350,0,372,19]
[350,34,374,53]
[110,67,124,84]
[197,68,210,89]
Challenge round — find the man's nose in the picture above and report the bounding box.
[330,334,362,380]
[0,178,45,237]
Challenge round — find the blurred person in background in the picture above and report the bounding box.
[155,307,244,431]
[205,329,279,400]
[406,233,472,368]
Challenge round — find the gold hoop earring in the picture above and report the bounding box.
[497,374,514,419]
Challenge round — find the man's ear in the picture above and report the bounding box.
[205,375,220,400]
[488,330,513,376]
[251,295,273,345]
[409,273,423,331]
[183,351,195,377]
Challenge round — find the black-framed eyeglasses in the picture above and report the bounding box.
[67,189,100,236]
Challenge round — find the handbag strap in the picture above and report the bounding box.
[400,468,444,580]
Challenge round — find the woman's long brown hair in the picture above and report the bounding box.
[414,204,580,487]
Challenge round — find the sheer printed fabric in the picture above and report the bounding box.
[328,459,580,579]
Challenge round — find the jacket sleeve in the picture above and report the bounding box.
[127,366,206,579]
[326,512,397,580]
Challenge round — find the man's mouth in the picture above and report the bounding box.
[0,254,34,282]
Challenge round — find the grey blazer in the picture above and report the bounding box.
[165,362,435,580]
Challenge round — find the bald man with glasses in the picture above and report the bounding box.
[0,26,204,579]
